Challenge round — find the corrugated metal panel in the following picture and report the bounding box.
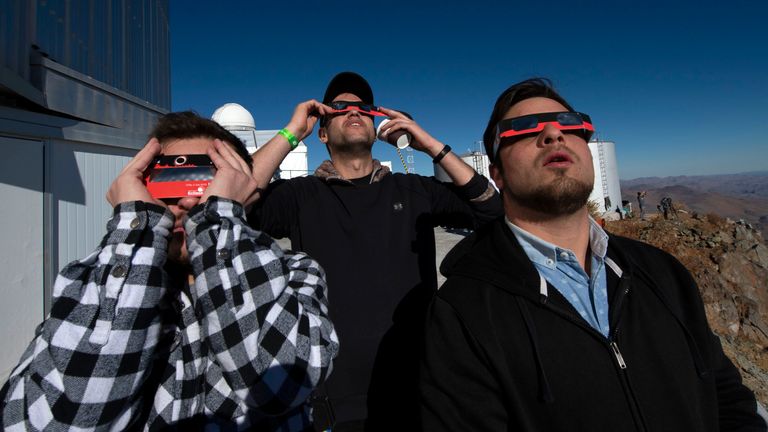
[30,54,167,130]
[50,140,134,270]
[0,136,44,381]
[31,0,170,108]
[0,0,33,76]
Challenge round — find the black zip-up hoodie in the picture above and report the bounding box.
[420,218,765,431]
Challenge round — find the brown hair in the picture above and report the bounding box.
[150,111,252,167]
[482,78,574,159]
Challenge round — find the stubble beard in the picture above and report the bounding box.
[328,127,375,158]
[506,170,593,217]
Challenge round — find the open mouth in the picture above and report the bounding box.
[543,151,573,167]
[345,119,364,128]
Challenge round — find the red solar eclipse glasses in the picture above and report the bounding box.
[493,112,594,158]
[327,101,387,117]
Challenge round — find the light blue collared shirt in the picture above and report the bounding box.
[506,217,611,337]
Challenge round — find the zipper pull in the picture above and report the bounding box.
[610,342,627,369]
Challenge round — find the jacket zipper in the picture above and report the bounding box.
[542,278,648,432]
[609,277,649,432]
[610,341,627,369]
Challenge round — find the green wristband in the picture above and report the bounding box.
[278,128,299,150]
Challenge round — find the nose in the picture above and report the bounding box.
[168,196,200,222]
[538,124,566,147]
[177,196,200,210]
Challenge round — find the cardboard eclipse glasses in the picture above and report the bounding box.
[144,154,215,199]
[493,112,594,159]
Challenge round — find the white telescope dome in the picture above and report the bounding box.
[212,103,255,130]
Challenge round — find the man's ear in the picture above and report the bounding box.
[318,126,328,144]
[490,162,504,191]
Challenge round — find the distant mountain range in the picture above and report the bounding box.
[620,171,768,236]
[622,171,768,199]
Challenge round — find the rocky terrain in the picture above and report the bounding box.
[605,212,768,404]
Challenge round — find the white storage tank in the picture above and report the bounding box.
[434,151,492,184]
[212,103,309,179]
[588,140,623,215]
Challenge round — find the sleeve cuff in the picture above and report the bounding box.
[185,196,245,232]
[105,201,174,245]
[456,172,494,201]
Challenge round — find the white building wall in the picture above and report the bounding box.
[0,136,45,380]
[50,141,135,269]
[253,130,309,179]
[0,107,155,381]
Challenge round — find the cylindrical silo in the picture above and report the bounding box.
[434,151,493,184]
[588,140,622,215]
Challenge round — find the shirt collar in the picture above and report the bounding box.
[505,216,609,268]
[313,159,391,184]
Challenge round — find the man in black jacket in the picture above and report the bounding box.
[246,72,502,430]
[420,78,766,431]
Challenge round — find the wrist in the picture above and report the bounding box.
[278,127,300,150]
[420,138,444,158]
[432,144,452,164]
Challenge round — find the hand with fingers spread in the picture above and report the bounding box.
[284,99,333,141]
[106,138,164,207]
[376,107,445,157]
[201,139,259,207]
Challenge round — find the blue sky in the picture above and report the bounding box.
[170,1,768,180]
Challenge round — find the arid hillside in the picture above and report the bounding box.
[605,213,768,404]
[621,172,768,238]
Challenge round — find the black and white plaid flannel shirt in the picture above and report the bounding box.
[1,197,339,431]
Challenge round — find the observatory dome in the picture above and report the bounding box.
[212,103,255,130]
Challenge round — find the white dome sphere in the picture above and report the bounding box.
[212,103,255,130]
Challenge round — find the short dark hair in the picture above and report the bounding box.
[482,78,575,158]
[150,111,252,167]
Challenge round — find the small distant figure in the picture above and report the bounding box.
[615,205,624,220]
[659,196,677,219]
[637,191,647,218]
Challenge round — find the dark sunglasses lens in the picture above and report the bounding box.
[556,112,583,126]
[331,102,348,110]
[510,115,539,131]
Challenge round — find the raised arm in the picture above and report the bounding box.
[249,100,330,203]
[187,141,339,415]
[377,106,477,186]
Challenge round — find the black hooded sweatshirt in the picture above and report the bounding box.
[420,218,765,432]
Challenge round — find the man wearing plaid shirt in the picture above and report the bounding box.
[0,112,339,431]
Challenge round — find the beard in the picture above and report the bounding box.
[332,135,374,157]
[506,171,593,216]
